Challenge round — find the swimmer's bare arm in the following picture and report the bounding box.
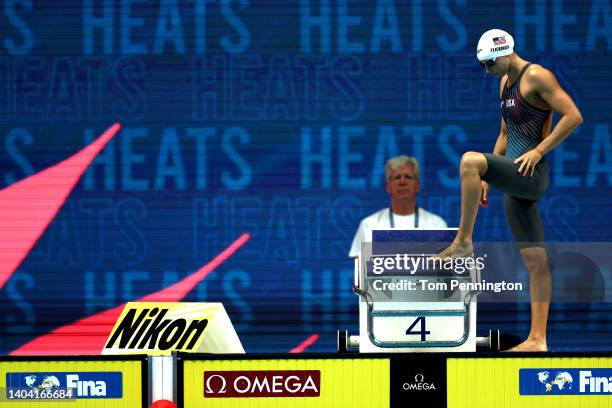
[531,68,583,152]
[493,117,508,156]
[515,68,583,176]
[480,79,509,207]
[481,115,509,208]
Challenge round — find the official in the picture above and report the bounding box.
[349,155,447,258]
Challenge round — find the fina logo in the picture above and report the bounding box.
[23,375,60,388]
[65,374,107,397]
[7,372,123,398]
[520,368,612,395]
[403,373,436,391]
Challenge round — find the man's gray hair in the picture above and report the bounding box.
[384,155,421,180]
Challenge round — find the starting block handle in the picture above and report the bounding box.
[353,257,360,290]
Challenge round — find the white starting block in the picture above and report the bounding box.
[344,229,481,353]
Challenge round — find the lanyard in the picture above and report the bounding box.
[389,206,419,228]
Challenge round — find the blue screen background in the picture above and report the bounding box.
[0,0,610,353]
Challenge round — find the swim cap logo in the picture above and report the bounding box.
[492,45,510,52]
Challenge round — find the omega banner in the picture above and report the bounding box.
[204,370,321,398]
[178,353,612,407]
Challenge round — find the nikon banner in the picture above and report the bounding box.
[177,352,612,407]
[103,302,244,356]
[0,355,147,407]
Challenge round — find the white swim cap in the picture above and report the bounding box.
[476,29,514,61]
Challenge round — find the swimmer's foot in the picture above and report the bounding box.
[504,338,547,352]
[431,240,473,260]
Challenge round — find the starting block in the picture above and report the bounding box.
[341,229,483,353]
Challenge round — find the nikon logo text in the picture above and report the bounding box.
[104,307,208,351]
[204,370,320,398]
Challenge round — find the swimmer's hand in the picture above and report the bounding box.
[480,181,489,208]
[514,148,544,177]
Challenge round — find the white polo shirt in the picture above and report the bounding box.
[348,207,448,258]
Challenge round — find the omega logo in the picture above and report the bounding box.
[402,373,436,391]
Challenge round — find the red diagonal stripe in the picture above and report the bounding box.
[10,233,250,355]
[0,123,121,289]
[290,334,320,353]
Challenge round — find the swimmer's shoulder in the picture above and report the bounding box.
[523,63,556,88]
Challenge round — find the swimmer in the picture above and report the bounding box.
[435,29,583,351]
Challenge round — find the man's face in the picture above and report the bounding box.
[386,164,420,201]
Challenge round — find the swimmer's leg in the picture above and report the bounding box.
[433,151,487,259]
[503,196,550,352]
[506,247,550,352]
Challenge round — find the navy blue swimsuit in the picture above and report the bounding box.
[482,63,552,246]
